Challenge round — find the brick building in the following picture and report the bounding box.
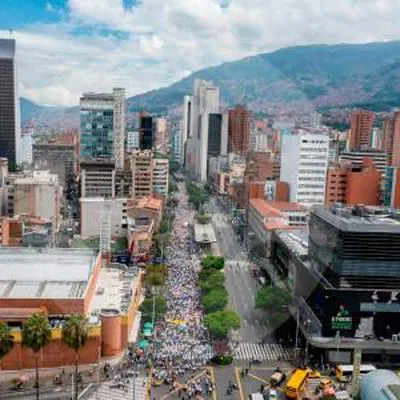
[349,110,375,150]
[228,105,251,156]
[0,248,143,370]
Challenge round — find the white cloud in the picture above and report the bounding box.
[5,0,400,105]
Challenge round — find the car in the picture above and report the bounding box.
[315,378,334,394]
[269,389,278,399]
[306,368,321,379]
[270,370,286,387]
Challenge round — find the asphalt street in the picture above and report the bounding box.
[205,197,275,344]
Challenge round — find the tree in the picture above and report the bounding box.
[201,256,225,270]
[62,314,89,400]
[22,313,52,400]
[145,272,166,287]
[147,264,168,278]
[139,297,167,322]
[196,213,211,225]
[199,271,225,293]
[255,286,291,313]
[0,321,13,363]
[201,290,228,313]
[204,310,241,339]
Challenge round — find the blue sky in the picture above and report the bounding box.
[0,0,398,106]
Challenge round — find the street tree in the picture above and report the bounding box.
[201,256,225,270]
[62,313,89,400]
[201,290,228,313]
[255,286,291,313]
[22,312,52,400]
[139,297,167,322]
[145,272,166,287]
[0,321,13,362]
[205,310,241,339]
[199,271,225,293]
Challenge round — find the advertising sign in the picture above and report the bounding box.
[331,305,352,330]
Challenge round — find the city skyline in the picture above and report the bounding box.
[1,0,400,106]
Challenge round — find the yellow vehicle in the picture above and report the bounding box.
[306,368,321,379]
[285,369,309,399]
[335,364,376,383]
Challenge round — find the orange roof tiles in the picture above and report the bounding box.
[249,199,283,218]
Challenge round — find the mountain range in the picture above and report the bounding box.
[21,40,400,126]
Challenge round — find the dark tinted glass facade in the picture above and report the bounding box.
[309,214,400,281]
[0,57,16,167]
[207,113,222,156]
[139,116,153,150]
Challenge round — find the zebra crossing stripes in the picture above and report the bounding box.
[89,377,147,400]
[233,342,290,361]
[181,349,214,361]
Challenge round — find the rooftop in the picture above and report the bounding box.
[250,199,283,218]
[13,170,59,186]
[0,248,97,299]
[276,228,309,258]
[313,205,400,233]
[194,223,217,243]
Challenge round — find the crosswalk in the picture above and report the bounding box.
[88,377,148,400]
[232,342,290,361]
[181,349,215,361]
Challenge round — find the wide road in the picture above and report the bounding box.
[204,197,276,347]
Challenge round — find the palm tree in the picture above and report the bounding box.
[0,321,14,364]
[62,314,89,400]
[22,313,51,400]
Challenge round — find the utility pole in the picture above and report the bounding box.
[294,309,300,361]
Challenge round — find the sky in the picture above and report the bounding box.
[1,0,399,106]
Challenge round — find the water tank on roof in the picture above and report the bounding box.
[360,369,400,400]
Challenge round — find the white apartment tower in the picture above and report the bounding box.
[181,95,192,165]
[112,88,126,169]
[280,131,329,205]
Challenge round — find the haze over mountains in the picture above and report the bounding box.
[21,40,400,126]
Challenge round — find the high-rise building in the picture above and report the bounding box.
[180,95,192,165]
[382,166,400,208]
[126,131,140,151]
[79,88,125,167]
[172,125,182,163]
[131,150,153,198]
[228,105,251,156]
[280,131,329,205]
[339,150,387,173]
[185,80,221,181]
[80,160,116,198]
[392,113,400,167]
[349,110,375,150]
[325,159,381,206]
[20,128,33,164]
[139,114,153,150]
[154,118,168,154]
[0,39,20,167]
[152,156,169,197]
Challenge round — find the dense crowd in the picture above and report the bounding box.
[151,183,214,383]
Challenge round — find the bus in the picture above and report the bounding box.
[335,364,376,382]
[285,369,309,398]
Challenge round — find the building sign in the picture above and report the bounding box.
[360,303,400,313]
[331,305,352,330]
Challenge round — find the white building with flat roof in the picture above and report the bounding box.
[281,130,329,206]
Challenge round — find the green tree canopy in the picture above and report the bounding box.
[199,271,225,293]
[145,272,166,287]
[201,256,225,270]
[196,213,211,225]
[147,264,168,278]
[186,183,209,210]
[62,314,89,353]
[201,290,228,314]
[139,297,167,322]
[0,321,13,361]
[255,286,291,314]
[204,310,241,339]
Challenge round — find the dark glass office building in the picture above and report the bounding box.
[0,39,19,168]
[139,116,153,150]
[207,113,222,156]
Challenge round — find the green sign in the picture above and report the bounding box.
[331,316,352,330]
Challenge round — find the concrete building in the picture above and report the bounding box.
[228,105,251,156]
[270,205,400,363]
[130,150,153,198]
[281,131,329,205]
[0,39,20,167]
[20,128,33,164]
[13,171,61,232]
[33,131,79,188]
[80,197,128,239]
[360,370,400,400]
[181,95,192,165]
[171,124,182,163]
[185,80,220,181]
[80,88,126,168]
[339,150,387,173]
[325,159,382,206]
[349,110,375,150]
[382,112,400,166]
[80,160,116,198]
[152,156,169,197]
[0,248,143,370]
[248,199,307,256]
[126,131,140,151]
[154,117,168,154]
[0,158,8,216]
[382,166,400,208]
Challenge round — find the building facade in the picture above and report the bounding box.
[228,105,251,156]
[152,156,169,197]
[80,88,125,167]
[349,110,375,150]
[281,131,329,205]
[339,150,387,173]
[139,114,153,150]
[382,166,400,208]
[0,39,20,167]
